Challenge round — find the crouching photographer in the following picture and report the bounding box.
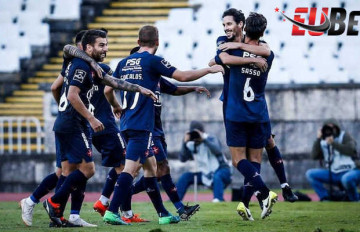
[176,121,231,202]
[306,119,360,201]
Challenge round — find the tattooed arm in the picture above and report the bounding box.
[63,44,103,77]
[102,75,157,101]
[63,44,157,101]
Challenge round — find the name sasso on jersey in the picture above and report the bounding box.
[242,51,262,77]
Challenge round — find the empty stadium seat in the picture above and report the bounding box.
[0,11,14,24]
[49,0,81,20]
[0,24,31,59]
[24,0,51,19]
[0,48,20,72]
[0,0,22,15]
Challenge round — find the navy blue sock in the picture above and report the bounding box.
[70,180,86,215]
[108,172,133,213]
[266,146,287,184]
[55,175,66,193]
[144,177,169,216]
[31,173,58,203]
[120,186,133,212]
[160,174,183,211]
[236,160,269,200]
[101,168,118,198]
[51,170,88,207]
[251,161,261,173]
[132,176,146,195]
[242,177,254,208]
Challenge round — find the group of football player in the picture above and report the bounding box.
[20,7,298,227]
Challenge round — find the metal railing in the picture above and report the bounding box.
[0,116,42,154]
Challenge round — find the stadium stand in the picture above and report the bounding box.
[0,0,359,154]
[0,0,190,154]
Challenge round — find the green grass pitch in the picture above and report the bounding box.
[1,201,359,232]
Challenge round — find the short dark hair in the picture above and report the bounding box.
[99,27,108,35]
[138,25,158,47]
[222,8,245,25]
[81,29,107,50]
[75,30,87,44]
[245,12,267,40]
[130,46,140,55]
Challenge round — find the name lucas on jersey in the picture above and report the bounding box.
[120,73,143,80]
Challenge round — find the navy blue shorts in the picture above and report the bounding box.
[55,133,66,168]
[121,130,153,164]
[152,136,167,162]
[225,120,271,149]
[93,132,126,167]
[55,131,93,165]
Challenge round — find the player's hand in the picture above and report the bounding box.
[254,57,268,72]
[195,87,211,98]
[112,105,122,119]
[140,87,157,101]
[209,65,225,75]
[208,58,216,67]
[89,116,104,132]
[90,61,104,79]
[218,42,241,51]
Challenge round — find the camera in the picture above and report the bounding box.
[188,130,201,141]
[321,125,335,139]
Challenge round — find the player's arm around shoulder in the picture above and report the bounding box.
[172,66,224,82]
[51,74,64,104]
[217,51,268,72]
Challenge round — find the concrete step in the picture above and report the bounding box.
[0,110,43,115]
[42,64,62,70]
[6,97,43,103]
[0,104,42,109]
[2,121,45,127]
[95,16,167,23]
[110,1,188,8]
[28,77,55,84]
[2,144,45,151]
[20,84,39,90]
[107,37,138,43]
[107,30,138,37]
[103,9,170,16]
[13,90,45,97]
[0,132,40,139]
[35,71,59,77]
[88,23,147,30]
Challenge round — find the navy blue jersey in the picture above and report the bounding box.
[226,49,274,123]
[60,56,72,77]
[53,58,95,133]
[216,36,231,104]
[90,63,119,136]
[153,77,177,137]
[113,51,176,132]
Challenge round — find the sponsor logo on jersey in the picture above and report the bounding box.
[161,59,172,68]
[74,69,86,83]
